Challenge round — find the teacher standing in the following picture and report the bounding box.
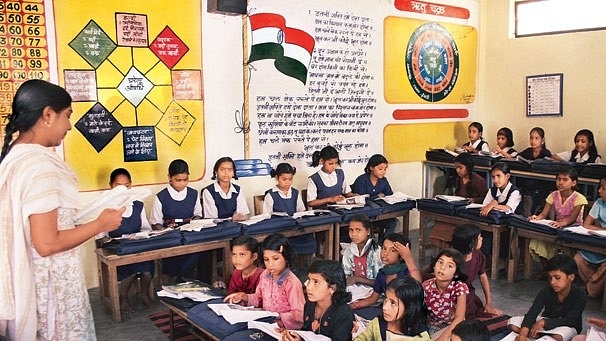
[0,80,125,341]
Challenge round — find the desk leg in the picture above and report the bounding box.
[97,256,107,311]
[491,227,500,280]
[523,238,532,279]
[108,261,121,322]
[222,243,232,282]
[334,224,341,261]
[168,309,175,341]
[418,214,427,261]
[327,225,334,260]
[507,228,518,283]
[402,213,410,237]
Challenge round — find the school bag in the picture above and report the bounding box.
[530,158,580,175]
[425,149,456,163]
[579,163,606,179]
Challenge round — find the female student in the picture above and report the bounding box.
[461,122,489,153]
[342,214,383,287]
[492,127,517,158]
[529,168,587,278]
[450,224,501,319]
[354,277,430,341]
[453,153,488,204]
[480,162,521,216]
[350,233,422,310]
[225,233,305,329]
[423,248,469,341]
[149,159,202,282]
[96,168,155,314]
[518,127,552,160]
[263,162,306,215]
[282,260,354,341]
[0,80,125,340]
[574,176,606,299]
[202,156,250,221]
[552,129,601,164]
[213,236,263,294]
[307,145,355,208]
[507,254,587,341]
[352,154,398,236]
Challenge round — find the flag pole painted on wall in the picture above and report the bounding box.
[248,13,315,84]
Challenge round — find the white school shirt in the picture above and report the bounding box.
[149,185,203,225]
[202,182,250,218]
[482,182,521,213]
[468,139,490,152]
[306,168,352,202]
[96,203,152,239]
[555,150,602,163]
[262,186,307,214]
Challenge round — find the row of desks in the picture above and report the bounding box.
[96,210,410,322]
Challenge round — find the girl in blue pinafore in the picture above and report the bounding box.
[200,156,250,283]
[306,145,354,209]
[149,159,202,283]
[96,168,156,314]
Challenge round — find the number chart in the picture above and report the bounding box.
[0,0,49,139]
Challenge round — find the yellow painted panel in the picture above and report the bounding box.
[384,122,470,162]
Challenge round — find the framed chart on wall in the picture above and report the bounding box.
[526,73,563,117]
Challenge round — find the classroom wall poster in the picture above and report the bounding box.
[53,0,204,190]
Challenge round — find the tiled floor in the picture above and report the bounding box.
[91,228,605,341]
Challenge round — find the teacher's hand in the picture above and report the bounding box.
[97,207,126,232]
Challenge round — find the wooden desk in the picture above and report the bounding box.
[160,300,218,341]
[418,210,509,280]
[248,223,335,260]
[333,209,412,261]
[96,239,232,323]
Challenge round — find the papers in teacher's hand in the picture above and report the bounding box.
[208,304,278,324]
[179,219,217,231]
[247,321,331,341]
[347,284,374,302]
[378,191,416,204]
[435,195,468,202]
[75,185,152,224]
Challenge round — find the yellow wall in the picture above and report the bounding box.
[477,0,606,153]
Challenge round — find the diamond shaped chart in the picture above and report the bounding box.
[118,67,154,107]
[156,101,195,146]
[150,26,189,69]
[75,102,122,152]
[69,20,117,69]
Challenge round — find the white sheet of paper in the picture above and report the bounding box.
[208,304,278,324]
[347,284,374,302]
[563,225,592,235]
[179,219,217,231]
[247,321,331,341]
[75,185,151,224]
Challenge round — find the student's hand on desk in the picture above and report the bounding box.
[212,281,226,290]
[232,213,246,222]
[224,292,247,304]
[332,195,345,203]
[480,202,495,216]
[96,207,126,232]
[528,215,539,220]
[549,220,564,228]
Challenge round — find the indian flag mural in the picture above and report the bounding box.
[248,13,315,84]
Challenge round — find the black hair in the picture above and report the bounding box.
[231,235,259,254]
[307,260,352,304]
[364,154,388,174]
[212,156,238,180]
[530,127,547,149]
[1,80,72,163]
[310,145,340,167]
[270,162,296,178]
[261,233,296,268]
[468,122,484,139]
[431,248,468,283]
[349,214,379,251]
[490,162,511,175]
[451,224,482,255]
[383,233,411,263]
[555,167,579,191]
[168,159,189,176]
[454,153,475,196]
[385,277,428,337]
[497,127,515,148]
[545,253,578,279]
[109,168,131,185]
[451,319,490,341]
[572,129,600,161]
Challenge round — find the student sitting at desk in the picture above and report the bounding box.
[96,168,156,314]
[518,127,553,216]
[573,176,606,299]
[460,122,489,153]
[453,153,487,204]
[150,159,202,283]
[492,127,518,158]
[213,236,263,294]
[263,162,306,215]
[342,215,383,288]
[307,145,355,209]
[351,154,399,237]
[529,168,587,280]
[551,129,601,164]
